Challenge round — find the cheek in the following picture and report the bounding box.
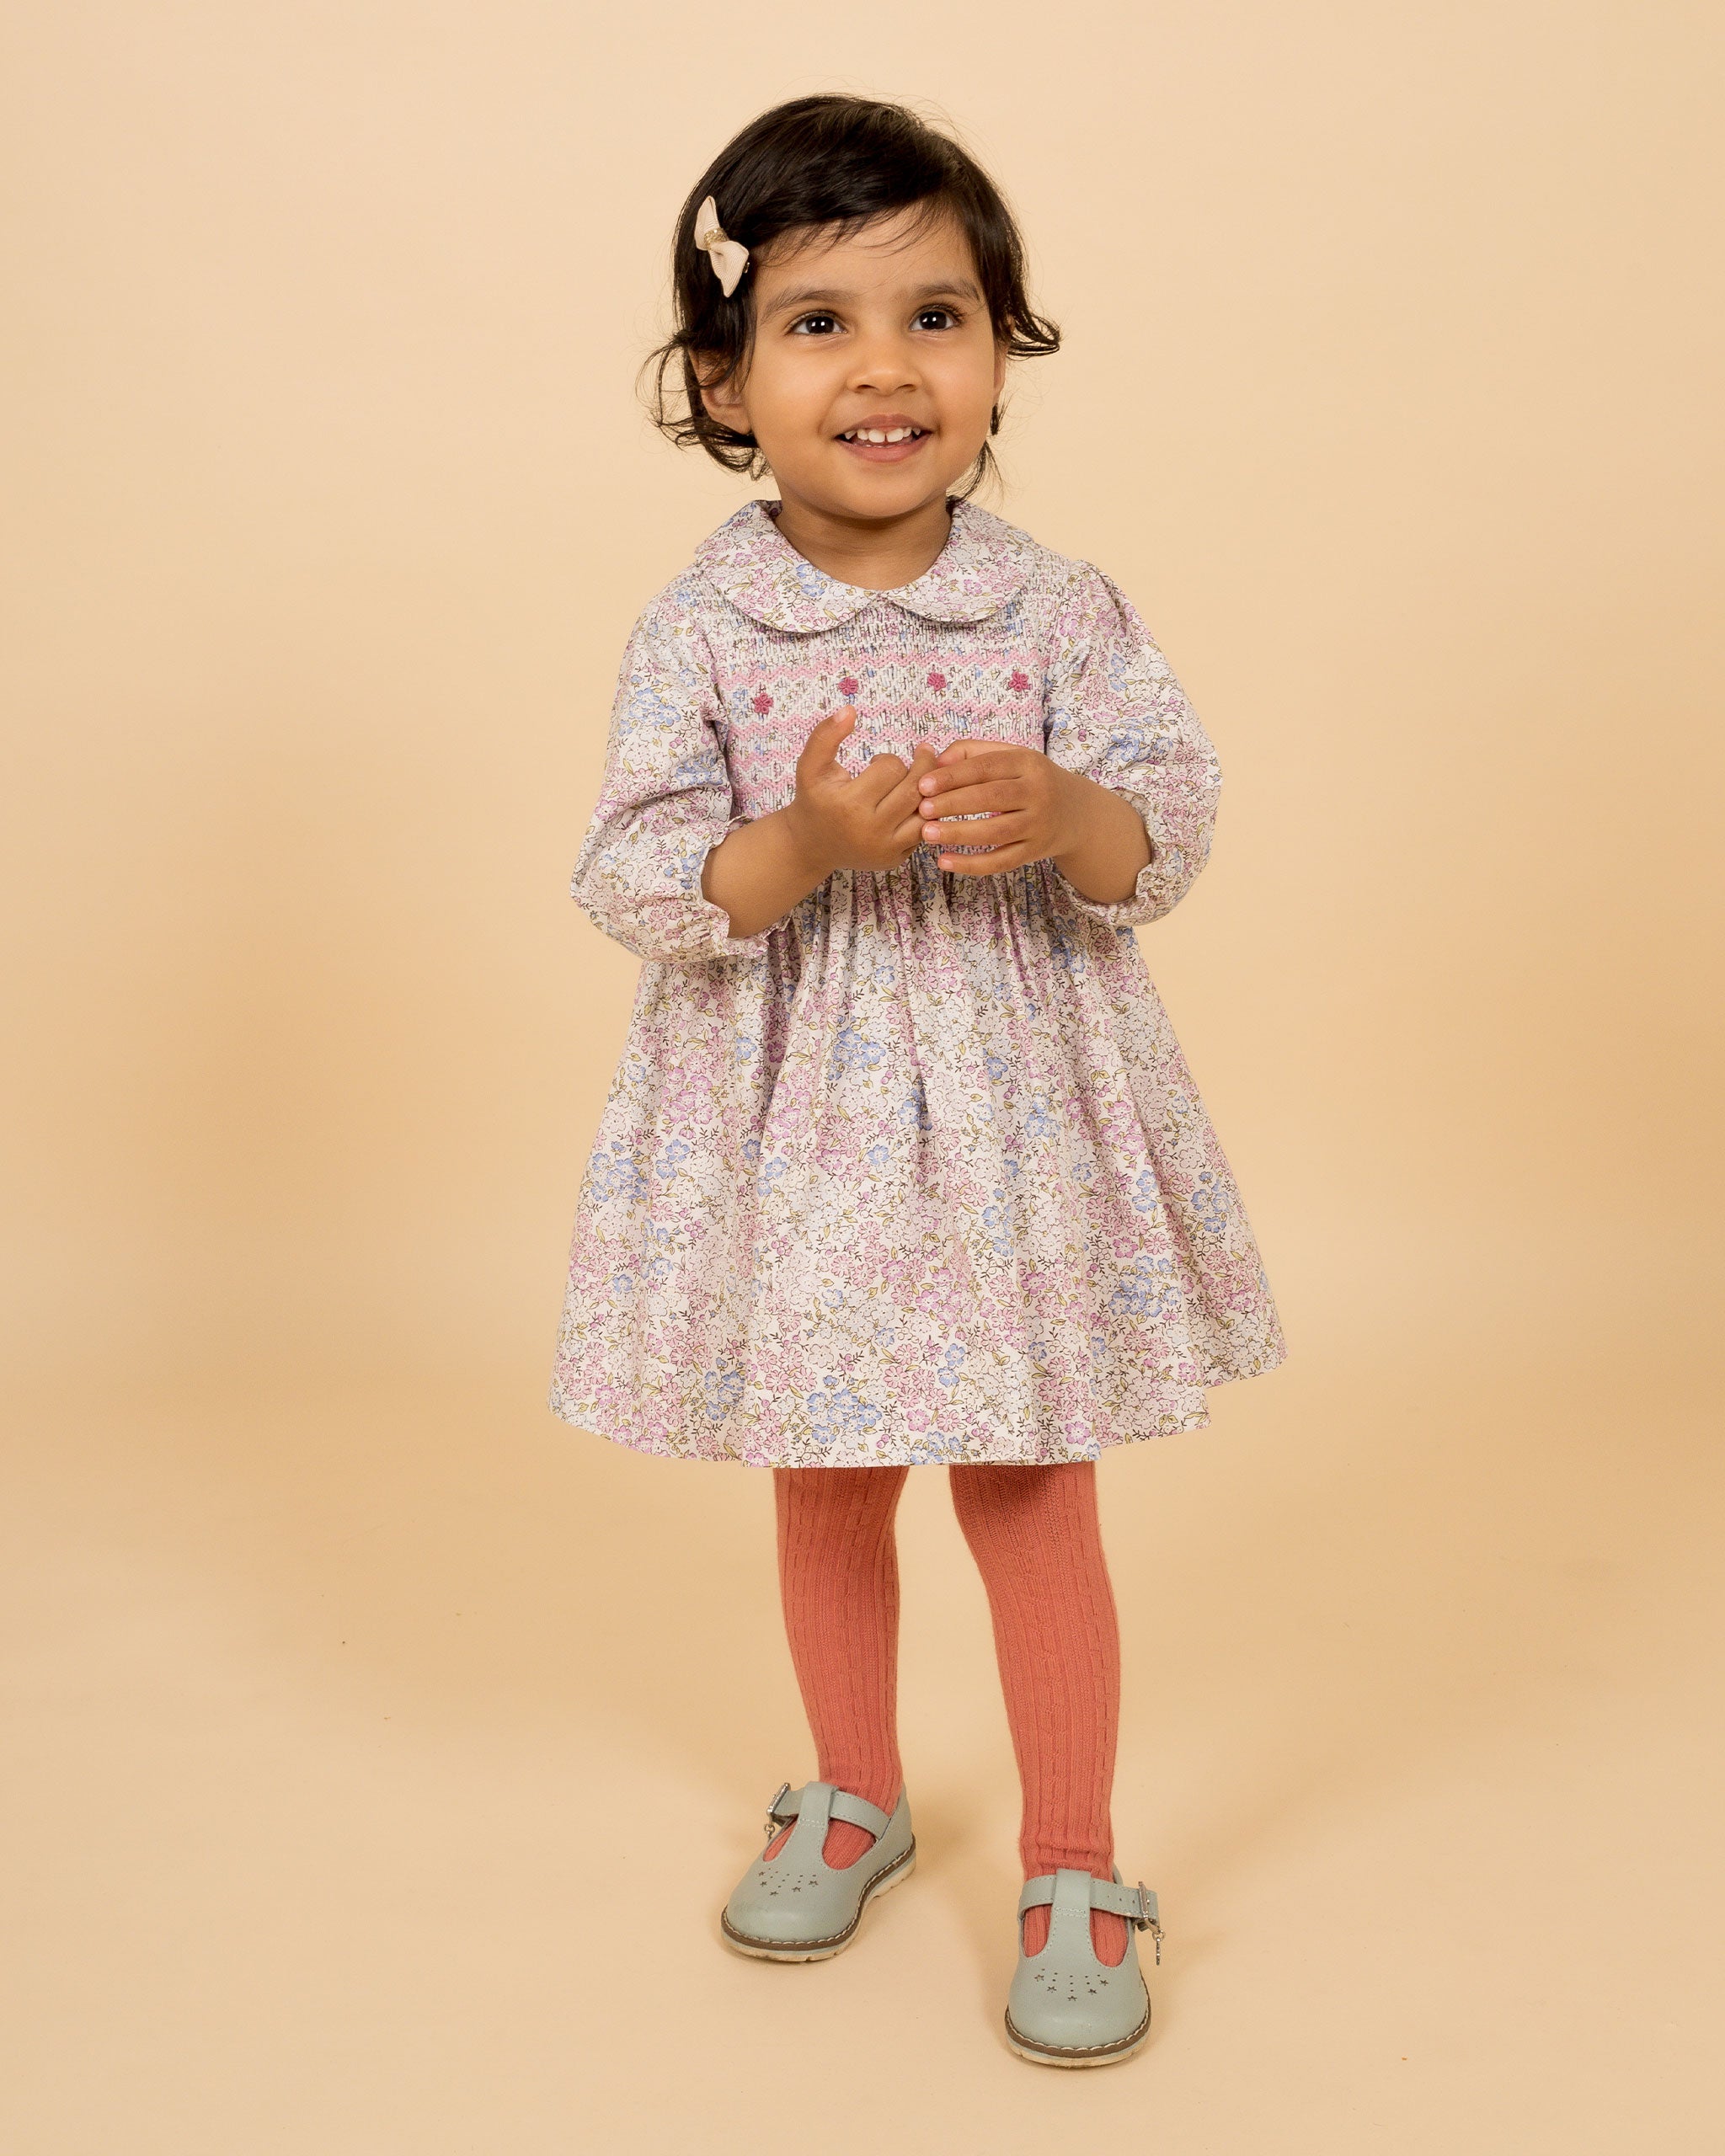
[747,350,844,436]
[928,344,1001,419]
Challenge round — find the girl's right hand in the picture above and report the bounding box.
[783,707,943,875]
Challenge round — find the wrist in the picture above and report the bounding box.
[1046,772,1154,903]
[778,798,835,883]
[1045,766,1095,868]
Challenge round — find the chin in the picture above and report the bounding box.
[825,467,970,515]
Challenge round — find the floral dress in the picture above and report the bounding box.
[547,494,1287,1467]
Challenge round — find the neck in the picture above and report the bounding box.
[767,491,955,591]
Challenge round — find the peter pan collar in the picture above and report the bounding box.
[692,494,1033,633]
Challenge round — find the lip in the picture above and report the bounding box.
[835,415,935,465]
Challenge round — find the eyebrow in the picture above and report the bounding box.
[761,276,984,318]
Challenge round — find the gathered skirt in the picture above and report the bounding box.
[548,850,1286,1467]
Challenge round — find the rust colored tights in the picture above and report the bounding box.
[761,1460,1128,1965]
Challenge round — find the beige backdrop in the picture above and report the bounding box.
[3,3,1722,2149]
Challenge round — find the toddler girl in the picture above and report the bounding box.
[548,93,1286,2068]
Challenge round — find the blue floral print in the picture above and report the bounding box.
[548,496,1286,1465]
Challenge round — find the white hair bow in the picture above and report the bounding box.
[694,195,750,297]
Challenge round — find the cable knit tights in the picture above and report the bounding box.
[763,1460,1127,1965]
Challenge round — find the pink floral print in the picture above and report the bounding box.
[548,495,1286,1466]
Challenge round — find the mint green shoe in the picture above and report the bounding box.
[719,1780,916,1962]
[1004,1866,1163,2067]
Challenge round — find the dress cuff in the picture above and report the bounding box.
[1045,792,1184,927]
[691,811,782,958]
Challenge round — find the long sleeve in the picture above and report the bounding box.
[1040,563,1222,929]
[569,595,778,963]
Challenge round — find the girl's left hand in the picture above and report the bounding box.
[916,737,1083,873]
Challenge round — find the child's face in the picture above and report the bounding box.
[700,205,1007,524]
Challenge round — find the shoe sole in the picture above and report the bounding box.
[719,1841,916,1962]
[1004,1995,1151,2068]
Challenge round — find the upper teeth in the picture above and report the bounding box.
[843,426,921,442]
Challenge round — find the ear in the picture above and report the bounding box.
[992,343,1008,405]
[694,354,750,434]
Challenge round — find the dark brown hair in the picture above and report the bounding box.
[642,95,1060,499]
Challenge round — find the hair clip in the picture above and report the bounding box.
[694,195,750,297]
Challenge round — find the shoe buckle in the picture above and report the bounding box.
[1131,1880,1164,1964]
[762,1780,792,1839]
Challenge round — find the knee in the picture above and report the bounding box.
[948,1459,1095,1532]
[948,1460,1031,1532]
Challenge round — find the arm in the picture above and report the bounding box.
[697,804,832,942]
[1045,769,1155,906]
[569,600,782,963]
[1040,563,1222,928]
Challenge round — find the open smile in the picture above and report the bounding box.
[836,424,932,463]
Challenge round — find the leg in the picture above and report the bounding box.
[948,1459,1129,1964]
[765,1463,911,1868]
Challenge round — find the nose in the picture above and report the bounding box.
[846,325,921,397]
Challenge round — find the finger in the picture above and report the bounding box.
[923,810,1028,850]
[919,778,1028,819]
[919,750,1026,798]
[896,740,943,792]
[934,837,1034,875]
[919,798,1027,847]
[869,739,945,820]
[795,706,857,780]
[879,753,947,821]
[852,749,914,811]
[933,734,1017,766]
